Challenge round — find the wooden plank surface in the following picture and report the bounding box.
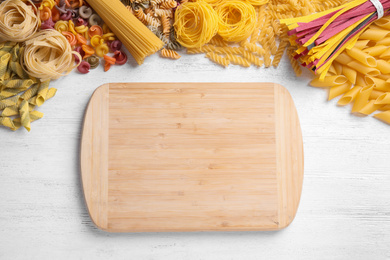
[80,83,303,232]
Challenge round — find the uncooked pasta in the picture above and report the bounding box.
[174,1,219,48]
[22,30,81,81]
[0,0,39,42]
[86,0,164,64]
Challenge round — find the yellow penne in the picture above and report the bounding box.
[377,74,390,80]
[375,59,390,74]
[367,77,390,91]
[333,61,343,75]
[378,104,390,111]
[342,65,357,84]
[335,52,354,65]
[375,17,390,30]
[353,40,370,50]
[379,48,390,59]
[375,93,390,104]
[358,100,383,115]
[337,85,362,105]
[376,37,390,46]
[355,74,367,87]
[359,29,390,41]
[328,64,337,75]
[363,45,387,56]
[337,86,363,106]
[352,85,373,113]
[329,82,352,100]
[346,61,380,76]
[370,89,385,100]
[346,47,377,67]
[374,110,390,124]
[310,75,348,87]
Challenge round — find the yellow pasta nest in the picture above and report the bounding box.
[215,0,257,42]
[0,0,39,42]
[22,30,81,81]
[174,1,218,48]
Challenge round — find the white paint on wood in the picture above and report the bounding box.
[0,53,389,259]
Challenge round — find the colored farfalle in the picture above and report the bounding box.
[88,25,103,38]
[86,55,100,69]
[88,14,102,26]
[90,35,104,47]
[79,6,93,19]
[62,31,77,46]
[41,18,55,30]
[54,20,69,33]
[95,43,109,57]
[103,55,116,71]
[81,45,95,59]
[109,40,122,52]
[77,61,90,74]
[76,33,87,45]
[40,6,52,21]
[113,50,128,65]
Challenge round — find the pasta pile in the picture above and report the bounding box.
[0,42,57,131]
[281,0,390,80]
[309,17,390,125]
[23,30,81,81]
[0,0,39,42]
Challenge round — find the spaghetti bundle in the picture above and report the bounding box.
[23,30,81,81]
[174,1,219,48]
[281,0,390,80]
[216,0,257,42]
[86,0,164,65]
[0,0,39,42]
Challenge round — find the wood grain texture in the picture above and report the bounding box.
[81,82,303,232]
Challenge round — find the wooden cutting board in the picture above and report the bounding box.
[81,83,303,232]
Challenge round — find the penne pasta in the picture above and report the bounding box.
[310,75,348,88]
[375,93,390,104]
[352,85,374,113]
[374,110,390,124]
[353,40,370,50]
[370,89,385,100]
[328,82,352,101]
[346,47,377,67]
[358,100,384,115]
[376,60,390,74]
[359,29,390,41]
[346,61,380,76]
[342,65,357,84]
[335,52,354,65]
[333,61,343,75]
[337,86,362,106]
[363,45,387,57]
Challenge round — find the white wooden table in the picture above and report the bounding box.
[1,53,389,259]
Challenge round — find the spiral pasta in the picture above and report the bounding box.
[22,30,81,81]
[216,0,257,42]
[0,0,39,42]
[205,52,230,67]
[161,48,181,59]
[174,1,219,48]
